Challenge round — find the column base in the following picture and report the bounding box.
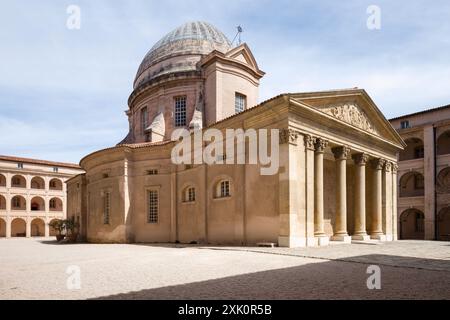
[384,234,393,242]
[370,234,386,241]
[306,237,317,247]
[316,236,329,246]
[278,236,306,248]
[352,234,371,241]
[331,235,352,243]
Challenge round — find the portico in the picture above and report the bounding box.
[278,89,405,247]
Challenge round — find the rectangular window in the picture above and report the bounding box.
[103,192,111,225]
[174,96,187,127]
[400,120,410,129]
[188,187,196,202]
[220,181,230,198]
[141,107,149,133]
[148,190,159,223]
[53,167,59,173]
[235,93,246,113]
[17,163,23,169]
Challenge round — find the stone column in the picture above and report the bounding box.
[314,138,329,246]
[45,222,50,238]
[382,161,393,241]
[26,218,31,238]
[371,158,386,240]
[6,217,11,238]
[331,146,351,243]
[392,163,399,240]
[352,153,370,240]
[304,135,316,246]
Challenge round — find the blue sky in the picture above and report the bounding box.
[1,0,450,163]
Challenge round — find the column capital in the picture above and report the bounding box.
[384,161,392,172]
[304,134,316,150]
[279,128,300,145]
[332,146,351,160]
[371,158,386,170]
[392,163,399,173]
[314,138,328,153]
[352,153,369,166]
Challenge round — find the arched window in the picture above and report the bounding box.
[49,178,63,191]
[399,138,424,161]
[215,180,231,198]
[11,175,26,188]
[0,174,6,187]
[399,172,425,197]
[437,130,450,155]
[31,177,45,189]
[183,186,196,202]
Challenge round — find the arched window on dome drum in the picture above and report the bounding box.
[141,107,149,133]
[174,96,187,127]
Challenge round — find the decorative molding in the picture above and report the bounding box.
[314,138,329,153]
[371,158,386,170]
[384,162,392,172]
[319,102,379,135]
[352,153,369,166]
[332,146,351,160]
[392,163,399,174]
[304,134,316,151]
[279,129,300,145]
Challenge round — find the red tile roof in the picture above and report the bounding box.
[390,104,450,121]
[0,155,81,169]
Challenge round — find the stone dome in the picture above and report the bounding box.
[134,21,232,88]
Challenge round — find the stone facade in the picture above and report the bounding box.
[0,156,83,238]
[390,105,450,241]
[66,21,405,247]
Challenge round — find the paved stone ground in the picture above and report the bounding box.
[0,238,449,300]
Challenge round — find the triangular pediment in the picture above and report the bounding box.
[225,43,260,71]
[289,89,406,148]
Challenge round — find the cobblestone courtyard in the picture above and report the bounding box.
[0,238,449,300]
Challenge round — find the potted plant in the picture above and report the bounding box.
[64,217,80,243]
[49,219,65,242]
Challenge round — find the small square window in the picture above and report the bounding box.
[400,120,410,129]
[17,163,23,169]
[147,169,158,175]
[53,167,59,173]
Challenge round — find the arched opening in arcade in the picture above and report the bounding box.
[400,209,425,240]
[399,171,425,197]
[437,207,450,241]
[11,218,26,237]
[31,197,45,211]
[399,137,424,161]
[31,218,45,237]
[437,130,450,155]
